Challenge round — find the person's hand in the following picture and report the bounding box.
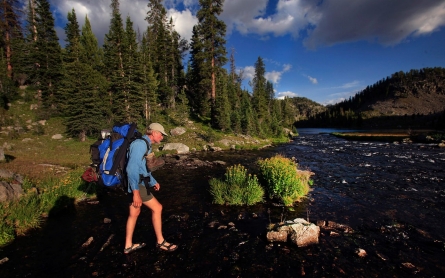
[153,183,160,191]
[132,190,143,208]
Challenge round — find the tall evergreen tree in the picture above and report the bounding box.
[0,0,23,79]
[64,9,80,63]
[61,61,108,141]
[0,48,17,109]
[187,25,206,114]
[122,16,144,122]
[240,90,257,135]
[189,0,227,122]
[61,8,108,140]
[213,70,231,131]
[103,0,126,123]
[140,33,158,125]
[145,0,187,110]
[30,0,63,116]
[80,15,103,72]
[145,0,169,106]
[251,56,271,135]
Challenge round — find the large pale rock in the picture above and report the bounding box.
[286,218,320,247]
[266,230,288,242]
[52,134,63,139]
[0,169,14,179]
[0,181,23,203]
[162,143,190,154]
[218,139,231,146]
[170,127,186,136]
[0,148,4,162]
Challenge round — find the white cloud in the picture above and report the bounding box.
[265,70,282,84]
[276,91,299,99]
[167,8,198,41]
[243,63,291,84]
[307,76,318,84]
[242,66,255,81]
[222,0,312,38]
[283,64,292,72]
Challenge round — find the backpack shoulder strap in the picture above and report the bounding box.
[130,137,151,159]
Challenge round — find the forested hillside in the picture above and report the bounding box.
[0,0,302,141]
[296,67,445,129]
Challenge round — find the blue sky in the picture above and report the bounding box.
[39,0,445,105]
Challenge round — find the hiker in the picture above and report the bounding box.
[124,123,178,254]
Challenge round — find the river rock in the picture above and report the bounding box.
[266,230,288,242]
[162,143,190,154]
[269,218,320,247]
[0,148,4,161]
[170,127,186,136]
[52,134,63,140]
[288,218,320,247]
[0,181,24,203]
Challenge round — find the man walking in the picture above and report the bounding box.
[124,123,178,254]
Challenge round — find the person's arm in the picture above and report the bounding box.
[137,137,158,187]
[132,189,142,207]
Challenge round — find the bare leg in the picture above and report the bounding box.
[143,197,177,250]
[125,204,141,249]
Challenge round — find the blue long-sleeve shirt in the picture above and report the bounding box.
[126,135,157,192]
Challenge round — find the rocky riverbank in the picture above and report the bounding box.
[1,133,445,277]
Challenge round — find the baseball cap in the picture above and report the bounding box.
[148,123,168,136]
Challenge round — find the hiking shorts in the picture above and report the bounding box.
[128,185,153,204]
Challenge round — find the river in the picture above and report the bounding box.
[1,130,444,277]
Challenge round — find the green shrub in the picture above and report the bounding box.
[257,155,312,206]
[209,164,264,205]
[6,194,42,236]
[0,168,96,246]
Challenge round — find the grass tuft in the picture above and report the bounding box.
[209,164,264,206]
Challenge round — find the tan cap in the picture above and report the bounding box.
[148,123,168,136]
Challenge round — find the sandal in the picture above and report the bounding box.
[156,240,178,252]
[124,243,146,254]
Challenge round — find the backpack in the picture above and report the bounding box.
[87,123,150,189]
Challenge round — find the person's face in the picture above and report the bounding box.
[152,130,164,143]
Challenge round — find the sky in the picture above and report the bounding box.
[28,0,445,105]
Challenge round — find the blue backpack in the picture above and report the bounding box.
[93,123,149,188]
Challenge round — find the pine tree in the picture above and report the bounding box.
[0,48,17,109]
[28,0,63,116]
[187,25,206,115]
[0,0,23,79]
[189,0,227,121]
[103,0,126,123]
[251,56,268,117]
[213,70,231,131]
[122,16,144,122]
[240,90,257,135]
[251,56,271,135]
[145,0,187,110]
[61,61,108,141]
[145,0,169,106]
[227,48,242,133]
[270,99,283,136]
[80,15,104,72]
[140,33,158,125]
[62,8,108,140]
[64,9,80,63]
